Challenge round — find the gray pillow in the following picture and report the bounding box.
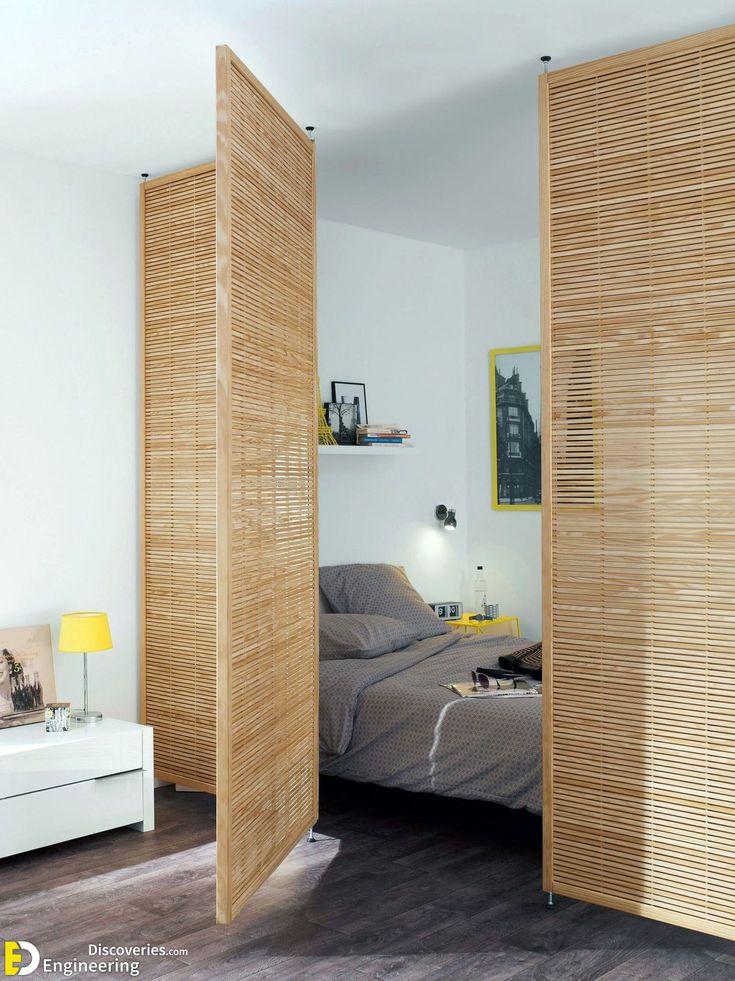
[319,564,450,643]
[319,613,414,660]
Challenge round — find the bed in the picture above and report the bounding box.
[318,565,542,815]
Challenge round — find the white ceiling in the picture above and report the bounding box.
[1,0,733,247]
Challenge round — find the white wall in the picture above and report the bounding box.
[317,219,468,605]
[464,237,541,639]
[0,149,139,721]
[0,153,533,732]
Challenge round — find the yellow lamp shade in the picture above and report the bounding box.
[58,612,113,653]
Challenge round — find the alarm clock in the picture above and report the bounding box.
[430,602,463,621]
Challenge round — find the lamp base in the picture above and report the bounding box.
[72,709,103,724]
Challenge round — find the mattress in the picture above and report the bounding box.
[319,631,542,813]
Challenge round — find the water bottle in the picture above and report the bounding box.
[473,566,487,617]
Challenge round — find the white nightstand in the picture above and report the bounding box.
[0,718,154,859]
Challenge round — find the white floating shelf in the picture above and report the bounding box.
[318,444,415,456]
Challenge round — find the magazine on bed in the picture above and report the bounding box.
[441,679,540,699]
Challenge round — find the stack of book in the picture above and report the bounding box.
[357,425,411,446]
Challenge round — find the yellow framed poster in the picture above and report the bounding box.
[490,345,541,511]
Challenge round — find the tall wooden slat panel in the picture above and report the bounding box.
[542,25,735,940]
[216,45,318,924]
[141,165,217,793]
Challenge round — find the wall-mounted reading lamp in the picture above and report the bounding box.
[435,504,457,531]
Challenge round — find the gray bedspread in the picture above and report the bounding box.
[319,631,542,814]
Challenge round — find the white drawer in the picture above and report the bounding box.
[0,770,144,858]
[0,722,144,799]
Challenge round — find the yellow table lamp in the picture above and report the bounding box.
[58,612,112,724]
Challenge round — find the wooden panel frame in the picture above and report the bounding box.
[542,22,735,941]
[215,44,318,925]
[539,67,554,898]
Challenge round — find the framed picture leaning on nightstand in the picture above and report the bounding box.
[0,624,56,729]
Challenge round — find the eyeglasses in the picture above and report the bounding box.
[471,670,523,691]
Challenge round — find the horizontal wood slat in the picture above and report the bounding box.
[141,166,217,793]
[542,24,735,942]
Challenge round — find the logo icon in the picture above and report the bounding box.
[4,942,40,977]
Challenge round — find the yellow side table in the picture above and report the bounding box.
[446,613,521,637]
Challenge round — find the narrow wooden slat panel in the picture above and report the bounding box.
[216,45,318,925]
[141,166,217,793]
[542,23,735,942]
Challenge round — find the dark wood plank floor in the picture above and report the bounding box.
[2,779,735,979]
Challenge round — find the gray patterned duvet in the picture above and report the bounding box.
[319,631,542,813]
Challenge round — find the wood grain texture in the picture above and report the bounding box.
[140,164,217,794]
[542,25,735,941]
[539,72,554,896]
[215,43,233,923]
[215,44,318,925]
[547,22,735,86]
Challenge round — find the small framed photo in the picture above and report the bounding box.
[45,702,71,733]
[331,381,368,426]
[326,402,357,445]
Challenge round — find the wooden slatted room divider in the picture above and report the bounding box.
[141,164,217,793]
[141,46,317,923]
[541,25,735,940]
[215,45,318,925]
